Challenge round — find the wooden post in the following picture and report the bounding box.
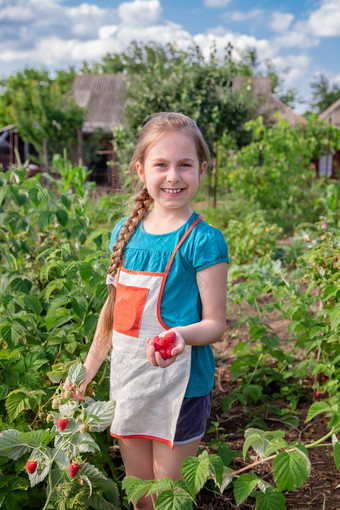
[326,119,331,178]
[213,140,218,208]
[77,126,83,166]
[9,129,13,165]
[43,138,49,174]
[14,133,19,165]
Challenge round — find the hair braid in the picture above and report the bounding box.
[108,187,153,278]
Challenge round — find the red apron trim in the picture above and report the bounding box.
[156,215,202,329]
[110,432,174,449]
[113,283,149,338]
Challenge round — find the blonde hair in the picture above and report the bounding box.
[97,112,210,345]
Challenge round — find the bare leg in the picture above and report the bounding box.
[153,438,201,480]
[118,438,154,510]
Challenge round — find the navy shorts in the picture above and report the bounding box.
[173,391,213,445]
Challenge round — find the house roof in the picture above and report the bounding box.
[319,98,340,128]
[71,74,128,133]
[232,76,305,127]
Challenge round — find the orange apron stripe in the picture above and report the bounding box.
[110,432,174,449]
[156,215,202,329]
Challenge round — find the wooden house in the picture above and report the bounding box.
[0,124,37,173]
[70,74,128,189]
[318,98,340,178]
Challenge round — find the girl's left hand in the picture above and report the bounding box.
[146,330,185,368]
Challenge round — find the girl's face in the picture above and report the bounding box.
[136,131,207,215]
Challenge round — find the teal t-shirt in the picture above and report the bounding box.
[109,211,229,398]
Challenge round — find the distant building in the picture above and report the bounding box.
[318,98,340,179]
[70,74,128,189]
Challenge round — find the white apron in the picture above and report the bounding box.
[110,215,202,448]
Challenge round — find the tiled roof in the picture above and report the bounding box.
[71,74,128,133]
[232,76,305,126]
[319,98,340,128]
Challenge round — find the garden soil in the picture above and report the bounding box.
[196,304,340,510]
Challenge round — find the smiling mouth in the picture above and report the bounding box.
[162,188,184,194]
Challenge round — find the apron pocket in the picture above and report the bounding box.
[113,283,149,337]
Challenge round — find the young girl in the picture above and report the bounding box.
[64,112,229,510]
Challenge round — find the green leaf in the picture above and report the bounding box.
[305,401,331,422]
[29,186,48,206]
[243,428,285,460]
[0,383,9,400]
[273,448,310,491]
[81,493,120,509]
[84,314,99,338]
[122,476,153,505]
[181,450,210,499]
[80,462,118,498]
[0,429,31,460]
[79,262,93,281]
[155,489,192,510]
[56,209,68,226]
[5,389,31,421]
[71,296,88,320]
[147,478,174,495]
[0,320,26,348]
[255,487,286,510]
[334,443,340,472]
[68,362,87,385]
[85,400,116,432]
[22,295,42,315]
[234,473,259,506]
[208,454,224,487]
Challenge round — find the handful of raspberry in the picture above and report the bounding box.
[153,331,176,360]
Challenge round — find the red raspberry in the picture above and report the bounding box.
[58,418,68,431]
[158,348,167,360]
[322,373,328,381]
[26,460,37,474]
[153,336,161,351]
[165,331,176,343]
[68,462,80,477]
[158,336,170,348]
[315,391,322,397]
[165,346,173,359]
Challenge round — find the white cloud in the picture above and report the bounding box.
[118,0,162,27]
[204,0,231,7]
[332,74,340,85]
[271,54,310,87]
[270,12,294,33]
[306,0,340,36]
[229,9,262,22]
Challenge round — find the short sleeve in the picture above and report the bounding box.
[191,225,229,272]
[109,217,128,252]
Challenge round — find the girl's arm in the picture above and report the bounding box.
[147,262,228,367]
[63,294,114,399]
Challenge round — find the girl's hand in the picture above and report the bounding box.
[63,377,87,401]
[146,330,185,368]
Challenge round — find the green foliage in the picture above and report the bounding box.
[310,72,340,114]
[0,67,83,162]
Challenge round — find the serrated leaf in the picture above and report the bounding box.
[5,389,31,421]
[147,478,174,495]
[0,429,31,460]
[305,401,331,422]
[0,383,9,400]
[27,450,50,487]
[155,488,192,510]
[81,493,119,510]
[79,262,93,281]
[29,186,48,206]
[273,448,310,491]
[122,476,153,505]
[71,297,88,320]
[181,451,210,499]
[234,473,259,506]
[68,362,87,385]
[56,209,68,227]
[84,314,99,338]
[85,400,116,432]
[208,454,224,487]
[81,463,118,497]
[22,296,42,315]
[255,487,286,510]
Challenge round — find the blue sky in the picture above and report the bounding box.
[1,0,339,113]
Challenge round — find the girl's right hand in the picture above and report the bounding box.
[146,330,185,368]
[63,377,87,401]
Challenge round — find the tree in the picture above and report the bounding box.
[311,73,340,114]
[0,67,84,163]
